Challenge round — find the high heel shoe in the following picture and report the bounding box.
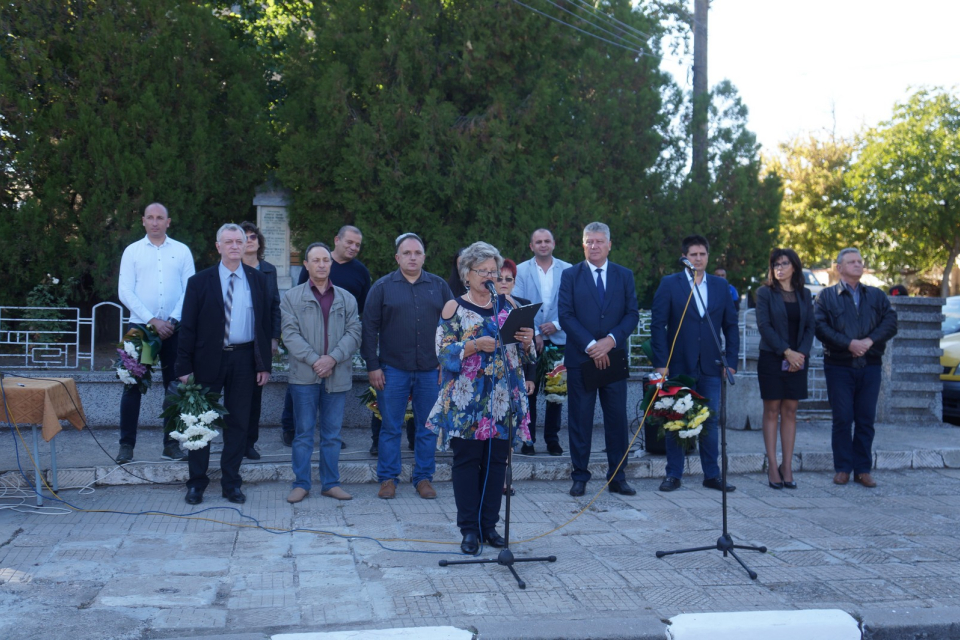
[768,480,784,490]
[779,465,797,489]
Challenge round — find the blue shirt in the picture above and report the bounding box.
[218,262,254,344]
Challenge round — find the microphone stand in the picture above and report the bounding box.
[440,284,557,588]
[655,265,766,579]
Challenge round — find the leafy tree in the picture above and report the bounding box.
[0,0,273,305]
[764,133,861,267]
[660,81,781,302]
[847,87,960,296]
[275,0,675,295]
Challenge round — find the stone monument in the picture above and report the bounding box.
[252,186,293,290]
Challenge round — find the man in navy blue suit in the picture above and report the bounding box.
[651,235,739,493]
[558,222,640,497]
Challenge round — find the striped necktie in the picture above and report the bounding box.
[223,273,235,347]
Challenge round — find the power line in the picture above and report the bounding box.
[536,0,650,51]
[568,0,657,42]
[511,0,647,57]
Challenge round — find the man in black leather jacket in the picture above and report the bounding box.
[814,248,898,489]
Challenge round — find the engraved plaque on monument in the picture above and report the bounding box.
[253,187,293,290]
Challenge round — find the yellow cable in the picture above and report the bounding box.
[3,291,695,550]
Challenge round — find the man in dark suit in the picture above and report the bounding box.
[558,222,640,497]
[176,223,272,505]
[651,234,740,493]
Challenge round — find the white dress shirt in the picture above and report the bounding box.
[118,235,195,324]
[219,262,254,345]
[685,270,709,316]
[535,260,560,332]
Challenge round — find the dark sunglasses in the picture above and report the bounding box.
[496,277,515,283]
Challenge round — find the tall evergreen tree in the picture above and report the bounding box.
[0,0,273,304]
[276,0,672,287]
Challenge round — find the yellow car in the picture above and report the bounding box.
[943,333,960,422]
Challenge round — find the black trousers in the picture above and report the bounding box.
[247,382,263,448]
[450,437,509,536]
[187,347,256,492]
[118,327,178,448]
[529,341,563,445]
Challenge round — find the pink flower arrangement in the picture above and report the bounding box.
[116,348,148,378]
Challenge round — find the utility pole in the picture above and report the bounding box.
[691,0,709,181]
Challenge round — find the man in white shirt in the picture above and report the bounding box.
[513,228,571,456]
[116,203,195,464]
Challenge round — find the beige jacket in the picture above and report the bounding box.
[281,282,361,392]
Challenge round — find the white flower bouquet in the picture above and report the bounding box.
[160,375,228,450]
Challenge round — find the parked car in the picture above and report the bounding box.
[802,268,825,296]
[942,334,960,424]
[941,297,960,424]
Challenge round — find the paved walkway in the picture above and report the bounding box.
[4,419,960,638]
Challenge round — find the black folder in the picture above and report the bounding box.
[499,302,542,344]
[581,348,629,391]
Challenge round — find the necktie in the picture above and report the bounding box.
[595,267,605,307]
[223,273,235,346]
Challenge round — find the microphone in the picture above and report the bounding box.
[680,257,696,272]
[484,280,498,296]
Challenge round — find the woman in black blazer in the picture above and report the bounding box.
[755,248,815,489]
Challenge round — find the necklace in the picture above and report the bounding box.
[465,289,492,308]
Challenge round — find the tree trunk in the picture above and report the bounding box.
[943,237,960,298]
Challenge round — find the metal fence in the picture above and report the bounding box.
[0,304,824,398]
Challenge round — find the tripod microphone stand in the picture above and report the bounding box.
[655,265,766,579]
[440,286,557,588]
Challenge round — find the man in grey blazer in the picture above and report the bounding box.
[514,228,572,456]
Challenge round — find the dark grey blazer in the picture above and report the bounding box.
[755,285,815,357]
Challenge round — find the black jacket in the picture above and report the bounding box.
[814,282,897,366]
[755,285,815,357]
[176,263,273,382]
[259,259,282,340]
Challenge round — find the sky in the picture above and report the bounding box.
[660,0,960,154]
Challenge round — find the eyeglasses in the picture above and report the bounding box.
[472,269,499,278]
[773,261,791,270]
[246,234,258,241]
[496,277,514,283]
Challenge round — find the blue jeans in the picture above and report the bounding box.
[824,363,881,474]
[289,382,346,492]
[377,366,439,485]
[665,374,721,480]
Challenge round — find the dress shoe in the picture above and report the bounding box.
[520,443,536,456]
[244,446,261,460]
[833,471,850,485]
[321,486,353,500]
[854,472,877,488]
[185,488,203,505]
[702,477,736,492]
[779,465,797,489]
[608,480,637,496]
[416,479,437,499]
[378,480,396,499]
[482,530,506,548]
[659,477,682,492]
[569,480,586,497]
[161,444,186,461]
[286,487,308,503]
[547,442,564,456]
[222,488,246,504]
[460,532,480,555]
[768,480,784,490]
[369,443,378,457]
[116,444,134,465]
[282,431,294,447]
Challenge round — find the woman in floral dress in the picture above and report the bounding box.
[426,242,535,554]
